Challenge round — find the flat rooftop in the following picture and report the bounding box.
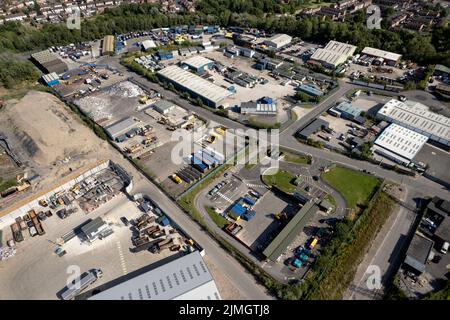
[157,65,233,105]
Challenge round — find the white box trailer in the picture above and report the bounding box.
[61,269,103,300]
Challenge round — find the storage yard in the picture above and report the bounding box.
[0,91,122,212]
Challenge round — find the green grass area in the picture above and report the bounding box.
[321,167,381,210]
[281,148,312,165]
[205,206,230,228]
[248,117,281,130]
[305,191,395,299]
[0,177,17,193]
[262,169,296,194]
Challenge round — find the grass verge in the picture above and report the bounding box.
[0,177,17,193]
[205,206,229,228]
[321,166,381,210]
[280,148,312,165]
[262,169,296,194]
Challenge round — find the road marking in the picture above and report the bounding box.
[216,192,233,203]
[246,183,267,189]
[116,241,127,275]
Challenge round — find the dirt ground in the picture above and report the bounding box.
[0,91,117,201]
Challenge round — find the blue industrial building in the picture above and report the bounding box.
[157,50,173,61]
[333,101,365,124]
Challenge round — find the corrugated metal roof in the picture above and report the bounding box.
[157,66,232,105]
[374,123,428,161]
[335,101,362,118]
[182,56,214,69]
[105,117,137,139]
[311,40,356,68]
[377,99,450,144]
[361,47,402,62]
[89,251,221,300]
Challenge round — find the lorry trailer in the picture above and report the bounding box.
[60,268,103,300]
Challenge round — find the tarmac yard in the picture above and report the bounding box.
[0,194,182,300]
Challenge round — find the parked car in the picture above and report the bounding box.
[120,217,129,226]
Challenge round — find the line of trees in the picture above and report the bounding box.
[0,2,448,67]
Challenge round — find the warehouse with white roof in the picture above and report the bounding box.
[361,47,402,66]
[376,99,450,147]
[157,65,233,108]
[310,40,357,69]
[372,123,428,165]
[264,33,292,49]
[181,55,214,74]
[89,251,222,300]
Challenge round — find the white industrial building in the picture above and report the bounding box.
[240,97,277,115]
[372,123,428,165]
[89,251,222,300]
[377,99,450,147]
[264,34,292,49]
[141,40,157,51]
[310,40,357,69]
[157,66,233,108]
[361,47,402,66]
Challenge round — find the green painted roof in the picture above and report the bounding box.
[262,201,318,261]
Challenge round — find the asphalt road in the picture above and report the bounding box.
[344,191,416,300]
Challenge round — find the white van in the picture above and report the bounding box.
[440,242,449,254]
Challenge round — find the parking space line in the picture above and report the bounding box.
[116,241,127,275]
[216,192,233,203]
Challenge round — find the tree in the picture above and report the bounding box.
[360,142,374,160]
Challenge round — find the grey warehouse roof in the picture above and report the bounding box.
[404,233,434,273]
[157,66,232,105]
[105,117,137,139]
[153,99,176,111]
[81,217,106,237]
[89,251,222,300]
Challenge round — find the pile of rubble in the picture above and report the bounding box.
[107,81,144,98]
[0,246,17,261]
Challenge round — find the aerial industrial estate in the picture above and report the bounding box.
[0,0,449,304]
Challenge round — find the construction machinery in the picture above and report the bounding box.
[205,135,215,144]
[170,174,183,184]
[126,144,142,154]
[275,212,288,220]
[139,95,149,104]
